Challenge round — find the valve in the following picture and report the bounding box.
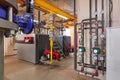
[80,66,84,72]
[13,14,33,34]
[93,48,101,54]
[79,47,86,52]
[94,69,99,76]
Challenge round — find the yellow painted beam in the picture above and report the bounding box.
[34,5,49,13]
[64,23,74,27]
[34,0,74,19]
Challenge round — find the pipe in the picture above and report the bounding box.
[34,0,74,19]
[78,62,106,71]
[89,0,93,65]
[95,0,99,66]
[38,11,41,33]
[81,18,96,22]
[109,0,113,27]
[101,0,105,75]
[74,0,78,71]
[0,32,4,80]
[81,24,85,72]
[95,0,98,20]
[49,12,54,64]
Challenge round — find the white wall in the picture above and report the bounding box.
[4,37,15,56]
[112,0,120,26]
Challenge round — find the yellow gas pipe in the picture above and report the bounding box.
[49,12,54,64]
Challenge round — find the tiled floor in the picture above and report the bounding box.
[4,55,99,80]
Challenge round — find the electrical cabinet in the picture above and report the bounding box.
[106,27,120,80]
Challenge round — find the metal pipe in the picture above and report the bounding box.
[78,62,106,71]
[89,0,92,65]
[49,12,54,64]
[95,0,99,67]
[82,18,96,22]
[84,26,102,29]
[109,0,113,27]
[74,0,78,71]
[38,11,41,33]
[95,0,98,20]
[0,31,4,80]
[81,24,85,72]
[101,0,105,74]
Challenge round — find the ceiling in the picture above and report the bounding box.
[17,0,74,27]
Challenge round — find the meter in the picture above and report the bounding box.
[92,35,97,40]
[100,34,105,39]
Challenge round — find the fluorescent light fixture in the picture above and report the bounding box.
[56,14,68,20]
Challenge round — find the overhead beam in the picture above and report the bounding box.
[34,5,49,13]
[34,0,74,19]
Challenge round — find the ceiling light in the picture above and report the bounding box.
[56,14,68,20]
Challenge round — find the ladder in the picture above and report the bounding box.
[53,41,66,58]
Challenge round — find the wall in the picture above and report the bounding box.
[4,37,16,56]
[112,0,120,26]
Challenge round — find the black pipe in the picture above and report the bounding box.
[81,24,85,71]
[89,0,92,65]
[101,0,105,74]
[109,0,113,27]
[74,0,78,71]
[26,0,33,13]
[38,11,41,33]
[84,26,102,29]
[95,0,98,20]
[102,0,104,29]
[78,62,106,71]
[95,0,99,66]
[77,20,103,25]
[81,18,96,22]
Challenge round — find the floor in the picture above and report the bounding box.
[4,55,99,80]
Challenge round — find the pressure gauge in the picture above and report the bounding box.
[92,35,97,40]
[93,48,101,54]
[78,35,81,39]
[100,34,105,39]
[93,56,97,60]
[78,54,82,58]
[100,55,105,61]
